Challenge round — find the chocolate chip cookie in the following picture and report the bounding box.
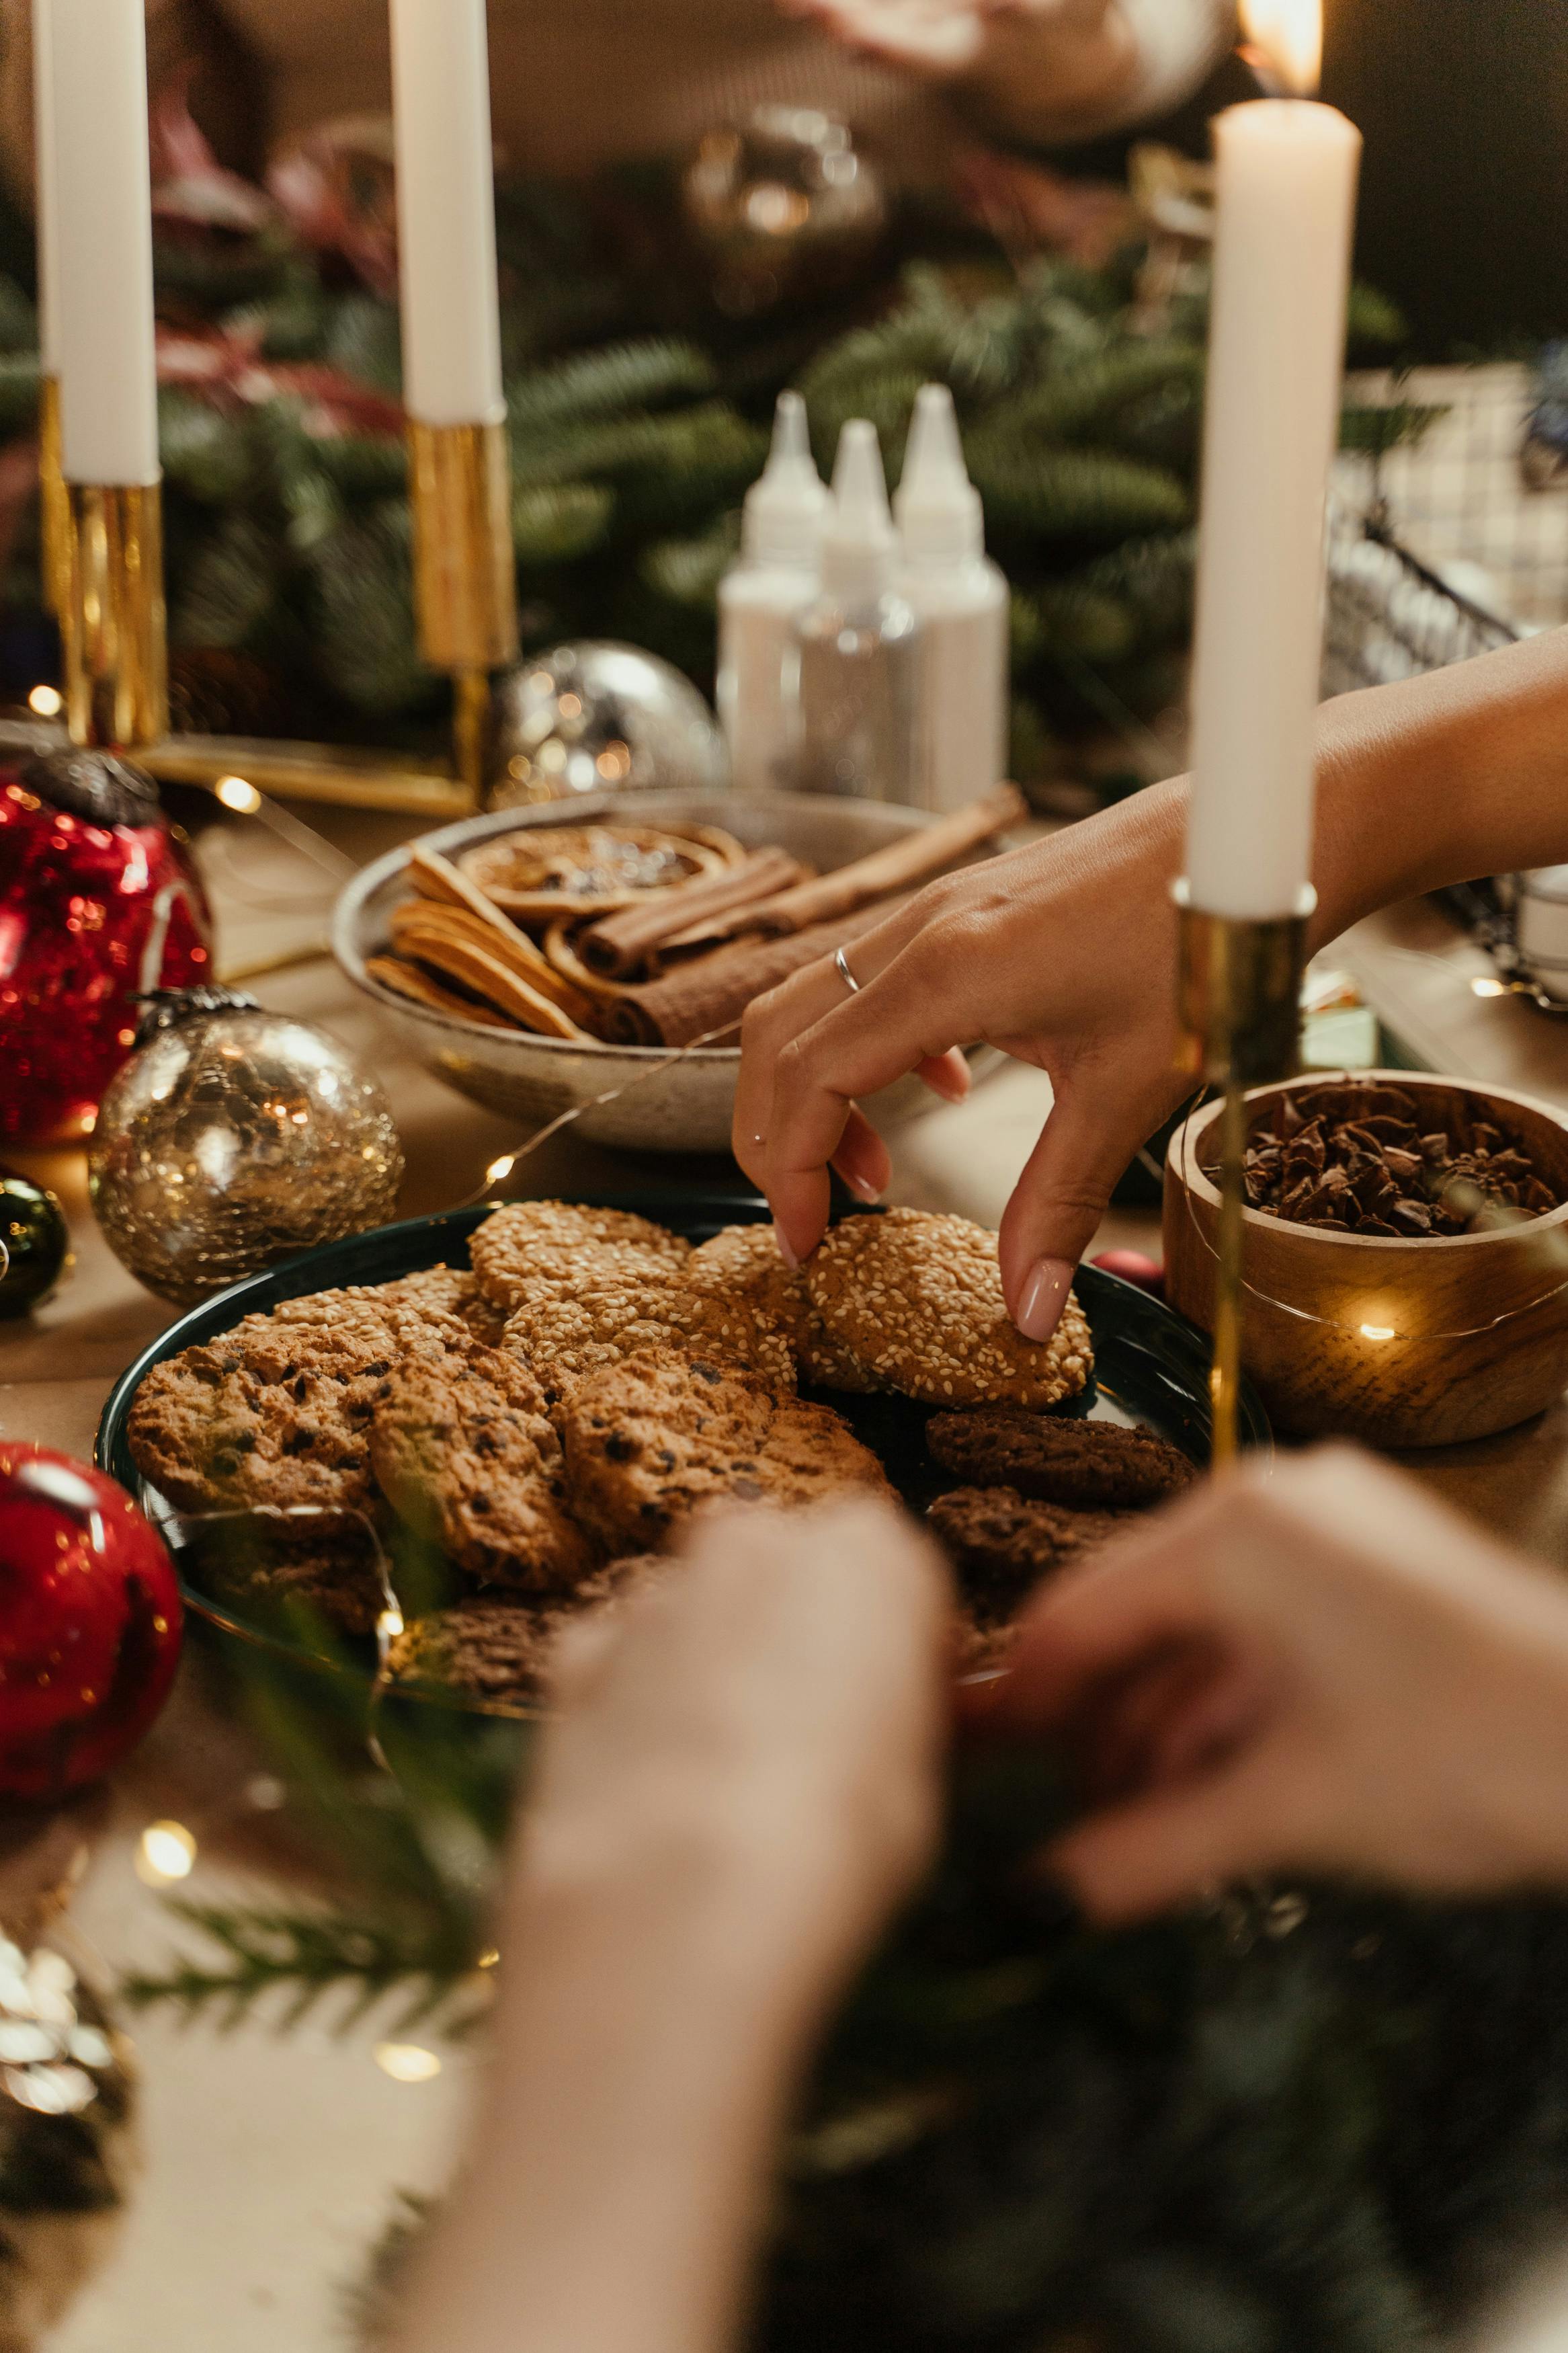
[927,1408,1196,1510]
[502,1273,796,1400]
[470,1200,690,1310]
[370,1345,593,1591]
[559,1346,890,1552]
[688,1223,877,1392]
[929,1486,1131,1625]
[805,1209,1093,1410]
[185,1521,391,1637]
[127,1301,464,1526]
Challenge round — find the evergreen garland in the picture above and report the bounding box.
[124,1650,1568,2353]
[0,153,1434,781]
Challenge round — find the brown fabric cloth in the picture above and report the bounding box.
[608,892,913,1047]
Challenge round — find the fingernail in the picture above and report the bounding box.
[1016,1257,1073,1344]
[843,1168,882,1203]
[772,1221,801,1271]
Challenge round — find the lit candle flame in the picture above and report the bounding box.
[1239,0,1323,96]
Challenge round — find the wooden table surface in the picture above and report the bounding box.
[9,794,1568,2351]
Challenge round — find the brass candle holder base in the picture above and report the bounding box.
[1174,881,1314,1468]
[61,479,168,750]
[407,417,518,801]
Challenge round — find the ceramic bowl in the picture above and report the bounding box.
[333,790,978,1152]
[1163,1071,1568,1448]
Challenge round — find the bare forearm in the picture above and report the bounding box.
[1312,628,1568,932]
[389,1886,802,2353]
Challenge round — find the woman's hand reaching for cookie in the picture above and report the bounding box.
[735,778,1193,1343]
[979,1449,1568,1923]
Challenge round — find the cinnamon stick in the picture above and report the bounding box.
[684,783,1028,949]
[608,896,915,1048]
[579,845,808,977]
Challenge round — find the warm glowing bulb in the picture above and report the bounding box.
[376,1604,405,1643]
[1359,1324,1397,1344]
[1239,0,1323,94]
[215,774,261,813]
[27,683,63,718]
[1471,977,1508,999]
[375,2042,442,2083]
[486,1157,515,1187]
[477,1948,500,1970]
[136,1821,197,1885]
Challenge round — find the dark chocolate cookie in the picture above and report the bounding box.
[926,1409,1196,1511]
[928,1486,1132,1628]
[386,1556,670,1708]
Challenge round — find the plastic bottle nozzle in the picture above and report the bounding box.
[741,390,829,567]
[895,382,985,563]
[821,419,898,606]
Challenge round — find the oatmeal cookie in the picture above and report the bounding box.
[929,1486,1130,1624]
[559,1346,890,1552]
[806,1209,1092,1409]
[470,1199,690,1310]
[927,1408,1194,1510]
[127,1302,463,1525]
[376,1265,509,1347]
[688,1223,877,1393]
[386,1556,669,1708]
[370,1345,593,1591]
[502,1273,796,1400]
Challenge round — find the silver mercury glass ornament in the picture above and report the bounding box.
[487,640,725,807]
[88,988,404,1304]
[681,106,888,317]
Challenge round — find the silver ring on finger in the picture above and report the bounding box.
[834,947,861,996]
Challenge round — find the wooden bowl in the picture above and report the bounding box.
[1163,1072,1568,1448]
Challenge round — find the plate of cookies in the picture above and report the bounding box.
[96,1193,1269,1718]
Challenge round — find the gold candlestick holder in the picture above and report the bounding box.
[1174,879,1314,1468]
[37,376,70,621]
[60,479,167,750]
[407,417,518,803]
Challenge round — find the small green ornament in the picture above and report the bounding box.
[0,1167,71,1318]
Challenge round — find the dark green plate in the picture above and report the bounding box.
[96,1192,1269,1689]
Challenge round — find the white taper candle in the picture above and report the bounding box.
[388,0,505,428]
[46,0,159,485]
[1185,97,1362,918]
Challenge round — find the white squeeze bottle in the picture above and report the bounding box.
[895,383,1010,813]
[716,391,829,793]
[789,420,921,802]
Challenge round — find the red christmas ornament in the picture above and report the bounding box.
[0,750,212,1146]
[0,1443,183,1799]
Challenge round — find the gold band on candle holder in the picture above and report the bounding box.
[407,417,518,676]
[1174,881,1315,1088]
[37,377,71,622]
[62,480,168,751]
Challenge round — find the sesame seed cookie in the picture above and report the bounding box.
[376,1265,509,1347]
[926,1409,1194,1511]
[805,1209,1093,1410]
[559,1346,891,1553]
[501,1273,796,1401]
[688,1224,878,1393]
[126,1303,464,1526]
[370,1345,594,1592]
[470,1200,690,1310]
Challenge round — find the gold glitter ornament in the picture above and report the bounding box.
[87,988,404,1305]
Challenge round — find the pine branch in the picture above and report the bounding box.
[966,444,1191,545]
[323,294,404,396]
[306,499,435,714]
[512,480,616,564]
[121,1900,486,2038]
[637,512,741,611]
[508,339,716,436]
[158,388,258,505]
[171,510,284,650]
[1339,401,1450,457]
[975,344,1204,452]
